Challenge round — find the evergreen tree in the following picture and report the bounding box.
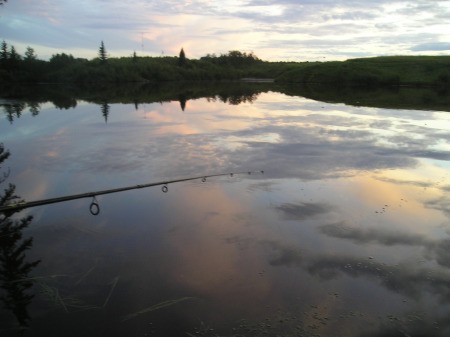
[98,41,107,63]
[24,46,36,61]
[0,40,8,62]
[178,47,186,66]
[0,143,40,328]
[8,46,21,69]
[9,46,21,61]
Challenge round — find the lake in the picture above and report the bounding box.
[1,83,450,337]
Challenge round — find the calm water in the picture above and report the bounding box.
[1,84,450,337]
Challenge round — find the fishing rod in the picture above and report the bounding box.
[0,170,264,215]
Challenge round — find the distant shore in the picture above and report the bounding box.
[1,46,449,87]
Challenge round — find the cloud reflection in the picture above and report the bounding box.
[3,87,450,187]
[261,240,303,267]
[262,235,450,305]
[275,202,330,220]
[426,196,450,218]
[306,254,450,303]
[319,222,450,269]
[319,222,432,247]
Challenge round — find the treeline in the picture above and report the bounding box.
[0,41,290,83]
[1,40,450,87]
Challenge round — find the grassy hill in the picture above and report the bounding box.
[275,56,450,87]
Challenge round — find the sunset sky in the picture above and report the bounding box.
[1,0,450,61]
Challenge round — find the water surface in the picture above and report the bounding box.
[1,84,450,336]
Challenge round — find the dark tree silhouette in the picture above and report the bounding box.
[0,40,8,61]
[0,144,40,328]
[28,103,40,116]
[101,102,110,123]
[9,46,20,61]
[2,102,26,124]
[178,95,187,111]
[178,47,186,66]
[24,46,36,61]
[98,41,107,63]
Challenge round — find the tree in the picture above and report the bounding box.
[178,47,186,66]
[9,46,21,61]
[0,0,7,5]
[98,41,107,63]
[0,144,40,328]
[7,46,21,69]
[24,46,36,61]
[49,53,75,73]
[0,40,8,62]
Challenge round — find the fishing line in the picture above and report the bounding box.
[0,171,264,215]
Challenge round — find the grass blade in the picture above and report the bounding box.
[122,297,195,322]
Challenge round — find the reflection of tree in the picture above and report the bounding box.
[1,102,41,123]
[101,102,110,123]
[178,95,187,111]
[52,96,77,110]
[217,93,259,105]
[0,82,275,122]
[28,102,40,116]
[287,84,450,112]
[2,103,25,124]
[0,144,40,328]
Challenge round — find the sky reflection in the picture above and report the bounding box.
[1,89,449,336]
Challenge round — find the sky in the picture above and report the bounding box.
[1,0,450,61]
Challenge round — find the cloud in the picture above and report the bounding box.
[410,42,450,51]
[2,0,450,60]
